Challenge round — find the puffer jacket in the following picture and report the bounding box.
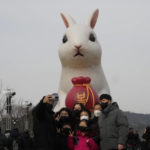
[68,130,99,150]
[98,102,128,150]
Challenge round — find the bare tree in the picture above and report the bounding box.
[11,98,34,131]
[0,81,34,131]
[11,98,26,118]
[0,80,6,121]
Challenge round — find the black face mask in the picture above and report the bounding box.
[59,116,69,122]
[101,102,109,110]
[62,128,71,136]
[78,126,88,133]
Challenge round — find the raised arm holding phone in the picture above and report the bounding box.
[32,95,57,150]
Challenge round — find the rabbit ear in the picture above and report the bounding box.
[60,13,76,28]
[84,9,99,29]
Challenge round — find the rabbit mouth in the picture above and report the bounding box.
[74,51,84,57]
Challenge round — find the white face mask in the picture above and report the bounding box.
[94,110,101,117]
[80,115,89,120]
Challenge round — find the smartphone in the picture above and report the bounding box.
[51,93,59,109]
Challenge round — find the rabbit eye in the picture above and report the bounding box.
[89,33,96,42]
[62,35,68,43]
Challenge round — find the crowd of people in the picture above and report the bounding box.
[0,127,33,150]
[0,94,150,150]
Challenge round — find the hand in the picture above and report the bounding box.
[86,139,89,143]
[43,95,53,104]
[118,144,124,150]
[69,130,74,137]
[55,114,60,121]
[57,128,61,133]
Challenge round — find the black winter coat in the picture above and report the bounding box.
[88,117,100,146]
[0,133,7,150]
[32,98,57,150]
[20,133,34,150]
[6,136,13,150]
[142,132,150,150]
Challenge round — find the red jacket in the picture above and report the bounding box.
[68,131,99,150]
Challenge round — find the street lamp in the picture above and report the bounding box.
[3,89,16,130]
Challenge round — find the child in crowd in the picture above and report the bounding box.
[80,108,91,121]
[56,121,72,150]
[68,119,99,150]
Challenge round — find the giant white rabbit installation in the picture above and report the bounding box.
[55,9,110,111]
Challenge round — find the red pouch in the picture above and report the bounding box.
[65,76,99,111]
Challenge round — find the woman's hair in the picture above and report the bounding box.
[94,102,101,107]
[73,103,85,110]
[58,107,71,117]
[61,121,72,129]
[79,119,88,126]
[80,108,91,118]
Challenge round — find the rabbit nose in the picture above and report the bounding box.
[74,45,82,49]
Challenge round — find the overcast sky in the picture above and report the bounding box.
[0,0,150,113]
